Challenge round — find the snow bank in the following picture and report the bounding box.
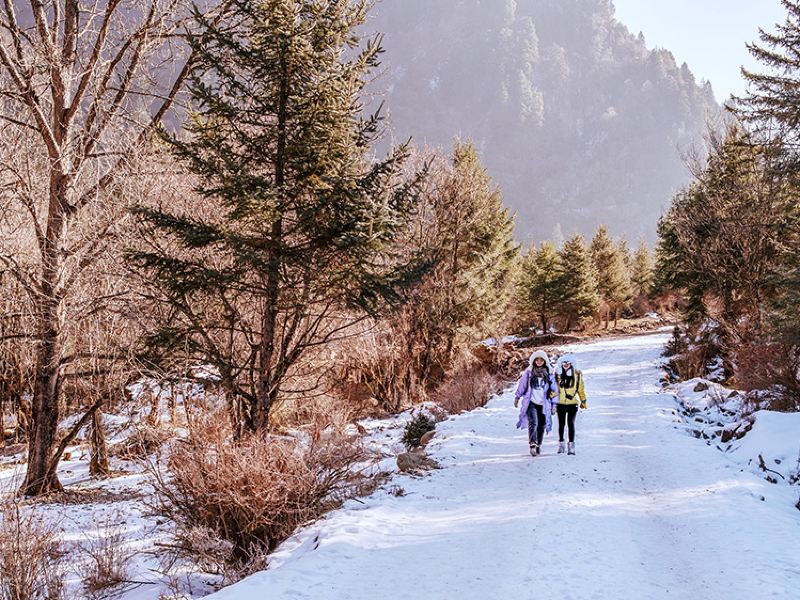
[729,410,800,485]
[669,378,800,488]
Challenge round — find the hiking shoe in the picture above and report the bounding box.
[567,442,575,455]
[529,444,539,456]
[557,442,566,454]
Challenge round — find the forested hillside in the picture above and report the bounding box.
[369,0,724,242]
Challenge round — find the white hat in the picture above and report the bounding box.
[529,350,552,372]
[556,354,578,374]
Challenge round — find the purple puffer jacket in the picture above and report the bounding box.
[514,367,557,433]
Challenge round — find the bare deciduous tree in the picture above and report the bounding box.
[0,0,199,495]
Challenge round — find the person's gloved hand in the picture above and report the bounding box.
[514,398,519,408]
[580,401,587,410]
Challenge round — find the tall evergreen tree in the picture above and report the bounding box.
[631,240,654,297]
[657,126,789,345]
[653,212,705,322]
[131,0,423,432]
[517,242,565,333]
[591,225,633,327]
[735,0,800,355]
[434,142,519,357]
[381,142,518,408]
[737,0,800,167]
[557,234,600,330]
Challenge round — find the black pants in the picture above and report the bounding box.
[526,402,546,447]
[556,404,578,443]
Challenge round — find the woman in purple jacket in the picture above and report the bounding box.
[514,350,557,456]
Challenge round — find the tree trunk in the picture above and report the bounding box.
[21,173,68,496]
[23,333,63,495]
[89,408,110,477]
[253,55,289,431]
[145,389,160,427]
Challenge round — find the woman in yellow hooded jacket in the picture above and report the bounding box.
[554,354,587,455]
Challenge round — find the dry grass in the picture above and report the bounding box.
[148,417,379,576]
[269,393,360,434]
[432,367,503,414]
[109,423,171,461]
[79,517,134,598]
[0,499,64,600]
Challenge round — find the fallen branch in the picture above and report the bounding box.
[758,453,785,481]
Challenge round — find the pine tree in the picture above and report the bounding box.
[591,225,633,327]
[557,234,600,330]
[617,238,633,272]
[737,0,800,165]
[131,0,423,432]
[376,142,518,408]
[735,0,800,356]
[657,125,789,342]
[517,242,565,333]
[631,240,654,297]
[435,142,519,357]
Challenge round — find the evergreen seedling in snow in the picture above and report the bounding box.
[402,413,436,450]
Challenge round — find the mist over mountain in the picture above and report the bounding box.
[368,0,724,243]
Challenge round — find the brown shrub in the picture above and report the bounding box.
[432,367,503,414]
[630,294,652,318]
[269,393,360,434]
[652,291,683,315]
[669,344,713,381]
[328,329,414,415]
[0,499,65,600]
[149,419,378,573]
[734,343,800,412]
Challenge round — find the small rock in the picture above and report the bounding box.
[693,381,709,393]
[397,450,438,473]
[419,430,436,447]
[727,390,740,399]
[63,451,72,461]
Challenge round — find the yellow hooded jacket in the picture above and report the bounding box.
[557,371,586,406]
[556,354,587,407]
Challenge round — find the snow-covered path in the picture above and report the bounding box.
[210,333,800,600]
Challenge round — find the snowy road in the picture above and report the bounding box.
[210,333,800,600]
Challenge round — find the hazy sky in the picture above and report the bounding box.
[613,0,787,102]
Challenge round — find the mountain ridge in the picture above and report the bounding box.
[368,0,725,243]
